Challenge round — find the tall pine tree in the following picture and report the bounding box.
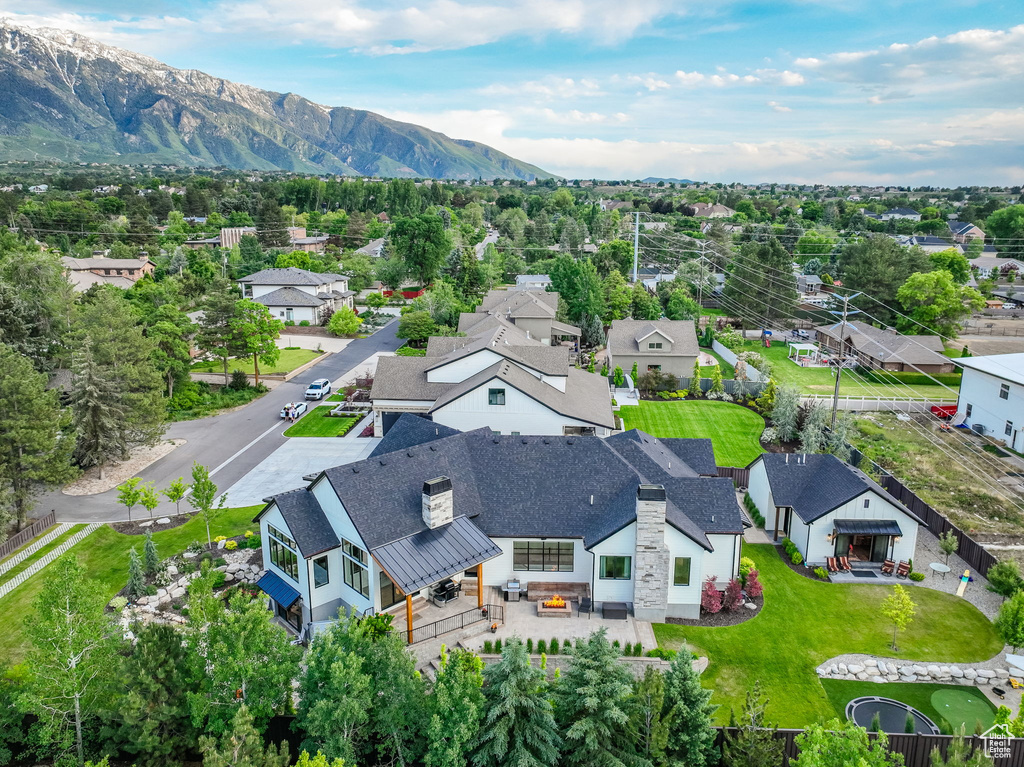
[722,238,798,329]
[662,649,718,767]
[199,705,290,767]
[721,681,783,767]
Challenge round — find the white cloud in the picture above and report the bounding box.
[479,76,603,100]
[673,67,804,88]
[626,74,672,91]
[767,101,791,112]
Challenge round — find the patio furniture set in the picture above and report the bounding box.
[825,557,913,578]
[502,579,628,620]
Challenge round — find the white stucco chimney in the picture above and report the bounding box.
[422,476,454,529]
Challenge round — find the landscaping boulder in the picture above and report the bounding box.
[139,521,153,527]
[976,677,989,685]
[940,666,950,677]
[950,667,964,678]
[871,676,887,684]
[838,663,848,675]
[964,669,977,680]
[927,665,940,677]
[217,539,227,550]
[977,669,996,678]
[887,674,900,682]
[849,664,865,675]
[912,665,927,676]
[166,564,179,576]
[224,573,234,582]
[170,586,186,599]
[865,659,877,667]
[156,517,171,524]
[877,661,888,674]
[183,552,197,559]
[900,674,917,682]
[856,672,869,680]
[997,669,1010,679]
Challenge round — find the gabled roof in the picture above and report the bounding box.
[608,319,699,358]
[257,488,340,558]
[634,324,672,344]
[754,453,922,526]
[949,220,982,236]
[957,353,1024,386]
[370,418,461,457]
[425,327,570,376]
[253,287,325,308]
[815,320,947,365]
[886,207,919,216]
[237,267,346,286]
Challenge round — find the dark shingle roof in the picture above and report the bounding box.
[238,267,346,286]
[253,287,325,308]
[260,488,340,557]
[370,417,460,457]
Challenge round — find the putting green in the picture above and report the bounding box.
[930,688,997,731]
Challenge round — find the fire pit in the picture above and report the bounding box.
[537,594,573,618]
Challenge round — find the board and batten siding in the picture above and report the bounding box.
[802,491,919,565]
[484,537,592,587]
[957,368,1024,452]
[258,503,312,624]
[426,349,505,383]
[665,526,707,619]
[591,525,637,603]
[308,480,375,617]
[747,460,774,524]
[432,377,609,436]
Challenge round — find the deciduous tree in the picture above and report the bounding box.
[228,299,282,387]
[188,462,226,547]
[327,308,362,337]
[392,213,451,286]
[897,270,984,338]
[881,584,916,652]
[792,719,902,767]
[425,647,485,767]
[163,477,189,515]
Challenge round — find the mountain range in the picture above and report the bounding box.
[0,24,553,180]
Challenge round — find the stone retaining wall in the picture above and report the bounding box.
[817,658,1016,687]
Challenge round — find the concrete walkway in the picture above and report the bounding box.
[0,524,102,599]
[0,524,74,575]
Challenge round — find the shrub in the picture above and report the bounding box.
[723,578,744,611]
[213,535,227,543]
[109,596,128,611]
[246,535,262,549]
[646,647,677,660]
[494,639,502,653]
[701,575,722,613]
[791,552,804,566]
[550,638,560,654]
[909,572,925,582]
[244,530,254,538]
[225,540,238,550]
[739,556,756,583]
[746,569,763,598]
[214,557,227,567]
[526,638,533,654]
[814,566,829,580]
[284,319,295,326]
[228,369,250,391]
[299,320,310,326]
[537,639,547,655]
[612,640,621,650]
[211,571,227,589]
[483,640,493,654]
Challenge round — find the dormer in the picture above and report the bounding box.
[635,324,673,353]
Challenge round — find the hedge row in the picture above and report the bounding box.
[858,368,961,386]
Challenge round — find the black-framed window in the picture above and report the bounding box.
[488,388,506,406]
[1007,421,1014,437]
[343,539,368,566]
[864,498,870,508]
[648,364,661,371]
[966,403,973,418]
[649,342,663,349]
[313,556,330,588]
[268,525,296,550]
[340,538,369,597]
[1001,384,1010,400]
[673,557,691,586]
[599,555,631,580]
[512,541,574,572]
[379,571,416,609]
[268,535,298,581]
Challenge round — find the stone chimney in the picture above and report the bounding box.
[422,476,454,529]
[633,484,670,622]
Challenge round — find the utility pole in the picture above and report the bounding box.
[631,211,640,283]
[828,292,861,429]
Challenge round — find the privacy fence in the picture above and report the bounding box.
[0,511,56,561]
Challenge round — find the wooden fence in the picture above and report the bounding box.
[0,511,57,561]
[718,466,751,486]
[715,727,1024,766]
[879,475,998,577]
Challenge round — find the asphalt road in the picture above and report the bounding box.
[43,321,402,523]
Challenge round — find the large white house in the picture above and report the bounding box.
[747,453,922,567]
[956,353,1024,451]
[237,267,355,325]
[252,417,742,637]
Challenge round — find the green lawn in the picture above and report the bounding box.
[654,544,1002,728]
[284,407,361,437]
[701,350,736,379]
[0,524,87,589]
[821,680,997,734]
[191,348,321,375]
[732,341,955,400]
[0,505,262,664]
[618,400,765,467]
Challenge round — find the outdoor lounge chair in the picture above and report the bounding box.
[881,559,896,576]
[895,560,911,579]
[578,596,593,619]
[838,556,852,572]
[826,557,839,574]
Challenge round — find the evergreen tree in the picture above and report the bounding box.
[0,343,77,529]
[721,681,782,767]
[143,529,160,576]
[425,647,485,767]
[148,304,194,399]
[580,314,605,349]
[71,339,127,482]
[770,385,801,442]
[690,357,703,398]
[553,629,648,767]
[929,725,994,767]
[662,649,718,767]
[799,401,829,454]
[105,623,198,767]
[630,666,668,765]
[199,704,290,767]
[127,547,146,598]
[828,412,853,462]
[472,638,561,767]
[722,238,798,328]
[256,199,291,248]
[198,285,243,385]
[708,364,725,396]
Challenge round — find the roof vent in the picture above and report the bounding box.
[543,438,550,444]
[262,497,274,504]
[566,438,575,445]
[522,438,528,444]
[379,460,387,466]
[407,451,415,457]
[429,445,437,451]
[352,467,359,473]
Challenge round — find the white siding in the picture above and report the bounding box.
[427,349,504,383]
[264,305,317,324]
[258,504,311,622]
[801,490,919,564]
[591,525,636,603]
[251,284,318,299]
[484,538,592,587]
[432,377,606,435]
[704,533,741,583]
[309,480,375,615]
[957,369,1024,452]
[665,526,706,617]
[747,460,774,528]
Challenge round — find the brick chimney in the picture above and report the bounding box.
[422,476,454,529]
[633,484,670,622]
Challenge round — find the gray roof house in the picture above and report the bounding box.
[251,415,744,638]
[466,288,580,345]
[814,320,954,374]
[747,453,922,568]
[606,319,701,381]
[237,267,354,324]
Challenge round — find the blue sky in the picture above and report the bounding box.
[3,0,1023,184]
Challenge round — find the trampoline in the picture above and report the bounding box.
[846,696,940,735]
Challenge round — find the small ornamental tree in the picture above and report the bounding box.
[723,578,743,611]
[880,584,916,652]
[995,591,1024,652]
[987,560,1024,601]
[745,570,763,599]
[143,529,160,576]
[938,530,960,565]
[708,363,725,397]
[127,547,146,599]
[117,477,143,522]
[701,576,722,614]
[630,362,639,382]
[613,366,625,388]
[188,462,226,547]
[139,481,160,519]
[601,363,609,377]
[327,307,362,336]
[690,357,703,398]
[162,477,188,515]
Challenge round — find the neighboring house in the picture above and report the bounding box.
[61,256,154,291]
[687,203,736,218]
[371,313,612,437]
[956,353,1024,450]
[814,320,954,374]
[515,274,552,290]
[867,207,922,222]
[187,226,315,250]
[464,288,581,346]
[969,256,1024,280]
[606,319,700,379]
[252,416,742,636]
[237,267,355,325]
[29,184,48,193]
[949,220,985,244]
[355,237,387,257]
[700,221,743,234]
[598,199,634,212]
[747,453,922,567]
[798,275,824,295]
[906,235,960,255]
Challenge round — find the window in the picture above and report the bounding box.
[380,571,403,609]
[341,538,370,598]
[313,556,330,588]
[966,403,973,418]
[649,342,663,350]
[268,526,299,581]
[863,498,870,509]
[1001,384,1010,400]
[488,388,506,406]
[512,541,574,572]
[511,431,520,436]
[673,557,691,586]
[1007,421,1014,437]
[648,365,661,372]
[600,556,632,580]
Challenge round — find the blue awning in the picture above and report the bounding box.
[256,571,301,608]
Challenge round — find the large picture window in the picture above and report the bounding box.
[673,557,691,586]
[268,526,299,581]
[599,555,631,580]
[341,537,370,598]
[312,556,330,588]
[512,541,574,572]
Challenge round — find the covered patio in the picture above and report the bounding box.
[829,518,905,565]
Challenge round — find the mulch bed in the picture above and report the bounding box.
[665,595,764,627]
[108,513,193,535]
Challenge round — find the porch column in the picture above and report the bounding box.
[405,593,413,644]
[773,507,780,542]
[476,563,484,608]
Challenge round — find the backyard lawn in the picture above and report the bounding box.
[283,407,361,437]
[821,680,997,734]
[654,544,1002,728]
[618,400,765,467]
[191,348,321,375]
[0,505,262,664]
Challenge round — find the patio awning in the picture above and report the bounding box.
[371,516,502,595]
[833,519,904,537]
[256,571,301,608]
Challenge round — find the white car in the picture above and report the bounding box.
[305,378,332,400]
[280,401,308,419]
